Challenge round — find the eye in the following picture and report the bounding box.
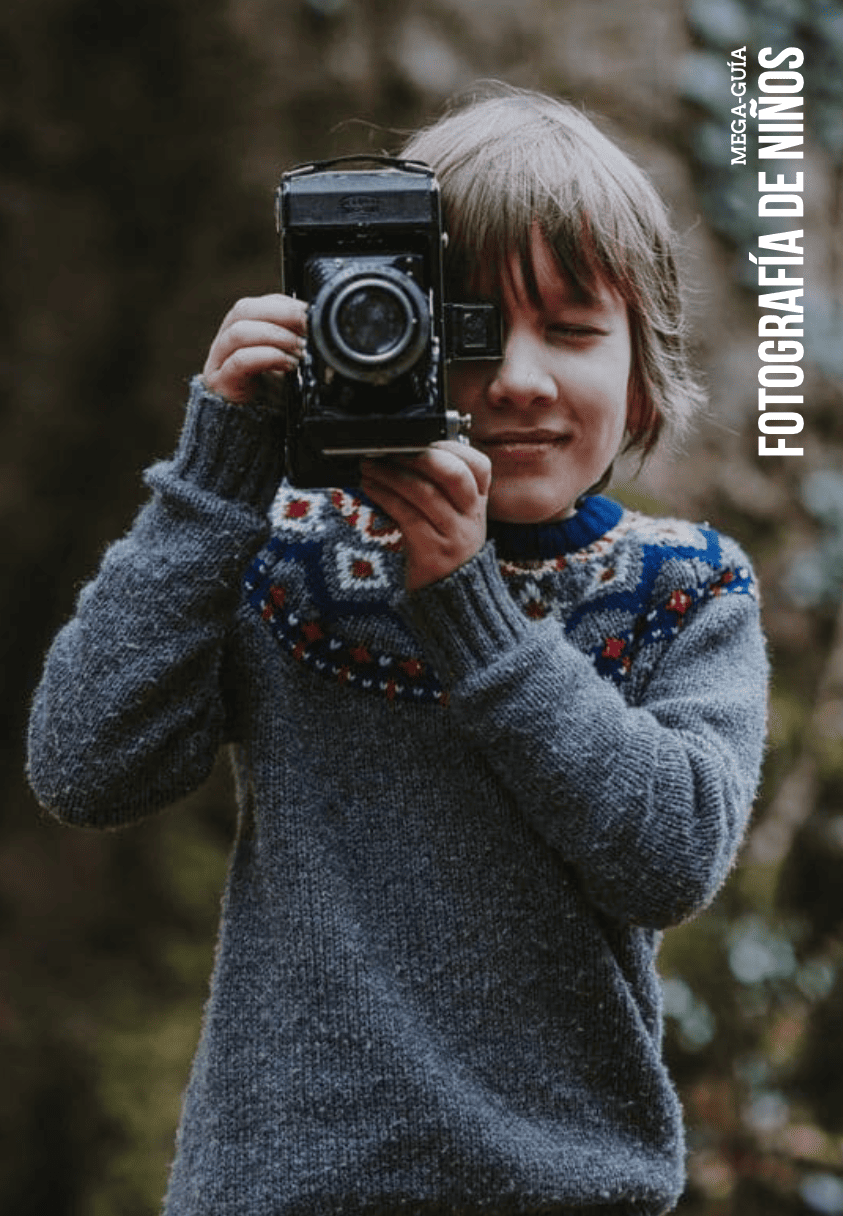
[545,322,606,345]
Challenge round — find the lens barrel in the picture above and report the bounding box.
[309,264,430,384]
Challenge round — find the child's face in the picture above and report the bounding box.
[450,229,632,524]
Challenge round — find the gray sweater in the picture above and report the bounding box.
[27,380,768,1216]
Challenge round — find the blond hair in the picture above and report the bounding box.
[401,84,704,457]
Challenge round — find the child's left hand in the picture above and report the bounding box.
[360,441,492,592]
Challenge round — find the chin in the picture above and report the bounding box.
[487,486,578,525]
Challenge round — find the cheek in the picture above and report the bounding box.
[592,346,632,430]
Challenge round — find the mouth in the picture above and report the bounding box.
[473,430,572,454]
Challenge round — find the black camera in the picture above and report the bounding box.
[275,156,501,487]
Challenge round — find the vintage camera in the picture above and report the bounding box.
[276,156,501,487]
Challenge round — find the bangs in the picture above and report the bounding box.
[457,203,605,313]
[436,152,606,306]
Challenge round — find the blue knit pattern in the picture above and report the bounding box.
[244,484,757,704]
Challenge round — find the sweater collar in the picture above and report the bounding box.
[486,495,624,561]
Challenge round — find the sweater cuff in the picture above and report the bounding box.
[400,543,533,685]
[169,376,287,513]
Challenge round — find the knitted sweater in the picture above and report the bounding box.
[27,380,769,1216]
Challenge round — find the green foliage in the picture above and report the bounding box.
[84,997,208,1216]
[75,796,232,1214]
[787,471,843,608]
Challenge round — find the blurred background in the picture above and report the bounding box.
[2,0,843,1212]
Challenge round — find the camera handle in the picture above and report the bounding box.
[281,154,433,179]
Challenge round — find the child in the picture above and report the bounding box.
[27,86,768,1215]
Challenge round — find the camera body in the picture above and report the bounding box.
[276,156,501,487]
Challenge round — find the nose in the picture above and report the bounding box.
[486,329,557,410]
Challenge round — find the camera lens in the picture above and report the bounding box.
[332,281,413,362]
[310,264,430,385]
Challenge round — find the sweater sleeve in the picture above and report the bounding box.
[401,541,769,929]
[26,379,286,828]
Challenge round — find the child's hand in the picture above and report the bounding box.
[360,441,492,592]
[202,294,308,405]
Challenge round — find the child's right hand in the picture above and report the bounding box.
[202,294,308,405]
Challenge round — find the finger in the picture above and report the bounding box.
[203,346,300,404]
[223,343,303,376]
[430,439,493,496]
[393,444,491,513]
[359,469,437,537]
[362,454,484,539]
[360,460,453,536]
[208,318,307,371]
[221,294,308,335]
